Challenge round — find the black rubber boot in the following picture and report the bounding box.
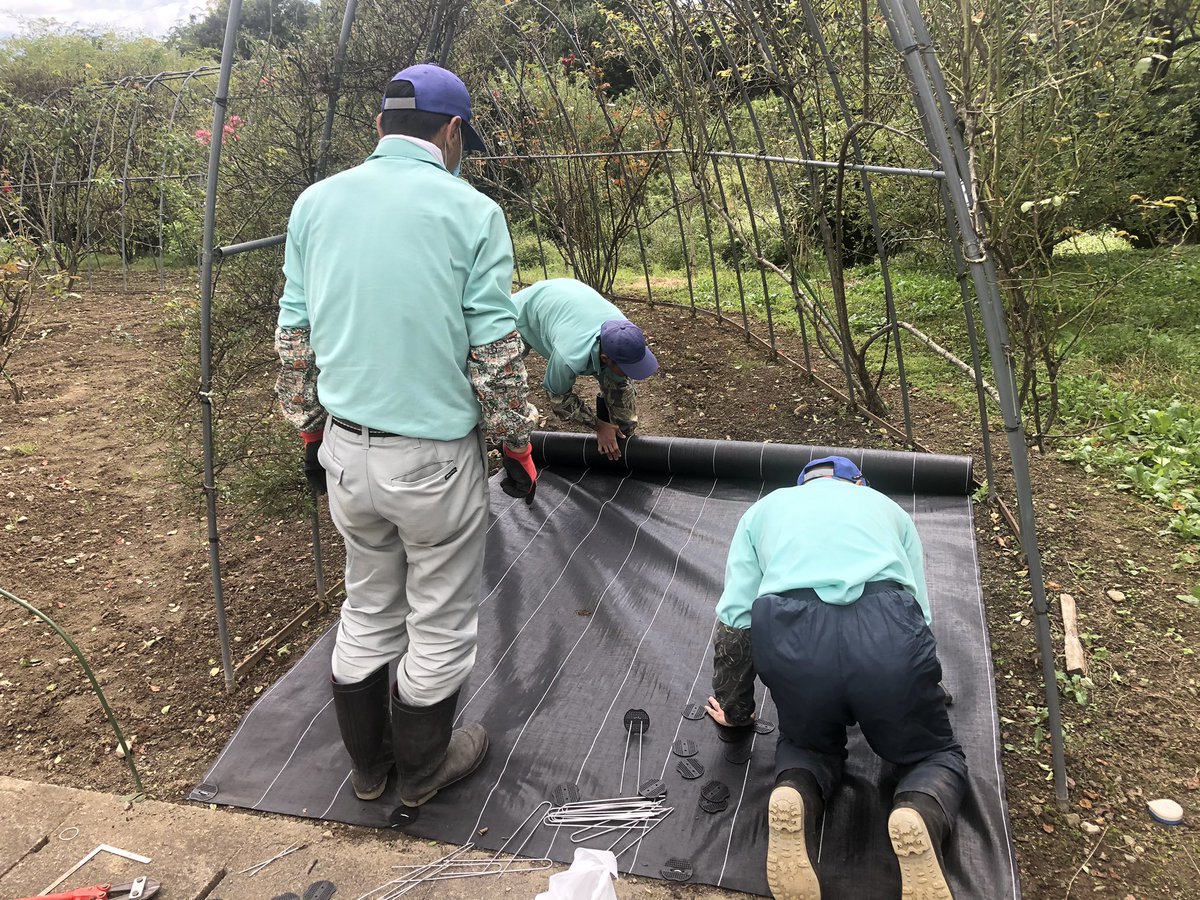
[391,688,489,808]
[331,665,392,801]
[766,768,824,900]
[889,790,954,900]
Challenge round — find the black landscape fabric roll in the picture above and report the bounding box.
[532,432,974,495]
[193,434,1016,898]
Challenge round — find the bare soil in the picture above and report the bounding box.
[1,273,1198,897]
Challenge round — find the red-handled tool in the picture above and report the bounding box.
[15,877,161,900]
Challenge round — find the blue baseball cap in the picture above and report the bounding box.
[382,64,487,153]
[799,455,867,485]
[599,319,658,381]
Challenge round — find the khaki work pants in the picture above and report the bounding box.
[319,423,488,705]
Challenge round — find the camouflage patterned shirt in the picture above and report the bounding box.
[275,326,536,449]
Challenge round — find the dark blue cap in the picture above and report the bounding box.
[799,455,867,486]
[383,64,486,152]
[599,319,659,380]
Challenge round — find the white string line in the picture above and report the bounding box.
[319,770,353,819]
[626,476,769,876]
[477,467,591,610]
[655,476,770,783]
[199,627,338,784]
[204,483,525,796]
[251,697,334,809]
[573,476,718,788]
[717,682,765,885]
[455,470,632,723]
[486,494,522,534]
[962,492,1021,899]
[466,475,674,839]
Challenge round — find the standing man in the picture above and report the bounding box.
[275,64,538,808]
[706,456,966,900]
[512,278,658,461]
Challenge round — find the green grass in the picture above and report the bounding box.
[525,226,1200,539]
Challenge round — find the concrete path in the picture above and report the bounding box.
[0,777,741,899]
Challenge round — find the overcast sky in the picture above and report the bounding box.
[0,0,200,38]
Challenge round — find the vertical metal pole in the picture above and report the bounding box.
[199,0,245,694]
[878,0,1068,805]
[316,0,359,182]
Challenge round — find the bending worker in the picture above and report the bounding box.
[512,278,658,460]
[275,64,538,809]
[706,456,966,900]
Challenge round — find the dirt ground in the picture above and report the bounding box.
[1,273,1198,897]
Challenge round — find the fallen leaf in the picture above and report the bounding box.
[1042,823,1055,833]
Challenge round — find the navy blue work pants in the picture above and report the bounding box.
[751,583,968,822]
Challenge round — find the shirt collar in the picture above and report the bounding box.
[379,134,445,167]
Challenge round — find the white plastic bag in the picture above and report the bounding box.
[534,847,618,900]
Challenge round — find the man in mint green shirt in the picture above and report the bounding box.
[706,456,965,900]
[274,64,538,811]
[513,278,658,460]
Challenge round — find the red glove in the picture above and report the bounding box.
[501,443,537,505]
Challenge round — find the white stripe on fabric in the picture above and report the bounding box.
[319,770,353,819]
[476,468,590,611]
[465,475,673,838]
[251,698,334,809]
[199,629,337,784]
[573,475,719,785]
[963,493,1021,899]
[717,682,764,885]
[456,469,632,723]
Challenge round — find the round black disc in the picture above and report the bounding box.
[672,738,698,758]
[676,758,705,780]
[623,708,650,734]
[638,778,668,800]
[389,805,420,828]
[701,780,731,803]
[681,702,706,720]
[754,719,777,735]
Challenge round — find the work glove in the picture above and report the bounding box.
[501,442,537,505]
[304,436,327,495]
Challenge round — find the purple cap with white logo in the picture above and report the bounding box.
[798,455,868,486]
[383,63,486,152]
[599,320,658,381]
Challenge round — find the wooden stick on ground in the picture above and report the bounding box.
[1059,593,1087,676]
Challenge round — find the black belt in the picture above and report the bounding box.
[330,416,400,438]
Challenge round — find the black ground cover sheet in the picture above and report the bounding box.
[192,434,1019,898]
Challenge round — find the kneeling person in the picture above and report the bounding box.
[513,278,658,460]
[707,456,966,900]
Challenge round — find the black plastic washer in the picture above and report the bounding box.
[699,796,730,814]
[302,881,337,900]
[676,758,705,780]
[638,778,668,800]
[701,780,731,803]
[672,738,698,758]
[681,702,705,720]
[725,742,753,765]
[754,719,777,735]
[551,782,581,806]
[389,805,420,828]
[660,858,694,882]
[623,708,650,734]
[191,782,218,801]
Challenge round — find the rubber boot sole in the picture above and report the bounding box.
[351,766,390,801]
[888,806,954,900]
[766,785,820,900]
[399,730,490,808]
